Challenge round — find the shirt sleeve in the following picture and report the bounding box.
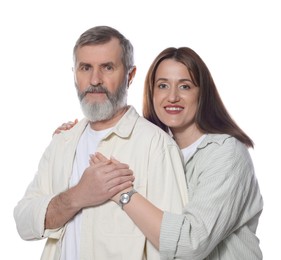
[146,138,188,214]
[159,137,262,259]
[13,139,64,240]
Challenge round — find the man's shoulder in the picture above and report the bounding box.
[137,116,161,130]
[135,117,175,142]
[52,118,88,141]
[124,106,171,137]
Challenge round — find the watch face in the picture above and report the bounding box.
[120,193,130,204]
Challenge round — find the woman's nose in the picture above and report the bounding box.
[167,88,180,102]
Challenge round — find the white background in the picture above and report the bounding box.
[1,0,280,259]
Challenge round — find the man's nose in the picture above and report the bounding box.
[90,70,103,86]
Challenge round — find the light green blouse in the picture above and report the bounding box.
[160,134,263,260]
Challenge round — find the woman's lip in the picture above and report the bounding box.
[164,106,184,111]
[164,106,184,114]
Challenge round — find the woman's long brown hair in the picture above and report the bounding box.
[143,47,254,148]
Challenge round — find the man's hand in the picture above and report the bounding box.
[45,153,134,229]
[89,152,134,204]
[74,159,134,208]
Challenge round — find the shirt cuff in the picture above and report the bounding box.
[159,211,185,259]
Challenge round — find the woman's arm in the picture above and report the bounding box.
[91,152,163,249]
[92,139,263,260]
[115,189,163,249]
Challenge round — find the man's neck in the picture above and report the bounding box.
[89,106,129,131]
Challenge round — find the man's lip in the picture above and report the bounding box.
[85,91,107,97]
[86,91,106,94]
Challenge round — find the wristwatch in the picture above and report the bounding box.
[119,188,137,209]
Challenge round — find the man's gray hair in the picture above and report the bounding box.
[73,25,134,72]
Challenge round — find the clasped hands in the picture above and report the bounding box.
[53,120,134,208]
[74,152,135,208]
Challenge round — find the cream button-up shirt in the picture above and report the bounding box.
[14,106,188,260]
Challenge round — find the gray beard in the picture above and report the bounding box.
[77,82,128,122]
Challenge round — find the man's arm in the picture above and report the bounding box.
[45,160,134,229]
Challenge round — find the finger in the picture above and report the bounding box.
[108,181,134,196]
[56,124,69,131]
[88,157,128,171]
[89,154,105,164]
[103,163,131,174]
[112,162,130,170]
[67,120,78,127]
[110,157,121,164]
[104,169,134,184]
[95,152,109,162]
[108,174,135,185]
[52,129,61,136]
[93,160,112,168]
[89,158,94,166]
[64,123,74,129]
[103,157,129,169]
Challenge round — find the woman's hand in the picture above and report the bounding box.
[53,119,78,136]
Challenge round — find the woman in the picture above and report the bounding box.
[56,47,263,259]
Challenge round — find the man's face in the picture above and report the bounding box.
[74,38,128,123]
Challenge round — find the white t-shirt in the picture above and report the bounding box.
[181,135,206,163]
[60,124,112,260]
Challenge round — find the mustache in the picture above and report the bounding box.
[79,85,109,100]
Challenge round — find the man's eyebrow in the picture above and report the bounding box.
[77,62,91,67]
[100,61,115,67]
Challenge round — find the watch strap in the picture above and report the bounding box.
[119,188,137,209]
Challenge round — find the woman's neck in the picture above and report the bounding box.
[171,125,205,149]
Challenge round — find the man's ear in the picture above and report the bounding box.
[127,66,137,88]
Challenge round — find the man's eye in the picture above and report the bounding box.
[102,64,113,71]
[81,65,90,71]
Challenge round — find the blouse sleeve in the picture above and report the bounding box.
[159,137,263,259]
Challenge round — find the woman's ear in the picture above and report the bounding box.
[128,66,137,88]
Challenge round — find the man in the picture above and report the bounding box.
[14,26,188,260]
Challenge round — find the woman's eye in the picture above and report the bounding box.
[179,84,191,90]
[158,83,168,89]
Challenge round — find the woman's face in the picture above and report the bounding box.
[153,59,200,132]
